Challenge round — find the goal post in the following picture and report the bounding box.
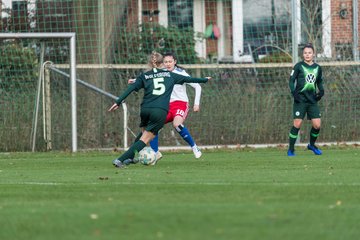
[0,32,78,152]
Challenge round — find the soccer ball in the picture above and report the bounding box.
[138,147,157,165]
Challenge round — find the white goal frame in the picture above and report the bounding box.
[0,32,78,152]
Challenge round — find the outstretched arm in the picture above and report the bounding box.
[171,71,211,85]
[108,81,139,112]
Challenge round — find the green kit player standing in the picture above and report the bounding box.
[287,43,325,156]
[108,51,210,167]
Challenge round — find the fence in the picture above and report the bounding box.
[1,0,359,151]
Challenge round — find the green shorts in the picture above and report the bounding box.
[293,102,321,120]
[139,107,167,135]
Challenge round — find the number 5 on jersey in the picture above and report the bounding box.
[153,78,165,95]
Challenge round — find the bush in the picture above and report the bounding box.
[258,51,292,63]
[0,43,38,91]
[0,43,39,151]
[115,23,200,64]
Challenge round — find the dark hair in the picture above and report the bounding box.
[163,52,178,61]
[303,43,314,52]
[163,52,186,70]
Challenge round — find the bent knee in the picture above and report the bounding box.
[312,125,321,130]
[312,119,321,129]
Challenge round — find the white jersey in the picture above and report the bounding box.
[170,67,202,105]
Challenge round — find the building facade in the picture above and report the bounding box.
[1,0,359,62]
[137,0,359,62]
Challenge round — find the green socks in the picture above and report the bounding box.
[288,126,300,151]
[118,140,146,162]
[310,127,320,146]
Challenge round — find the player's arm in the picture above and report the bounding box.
[289,64,300,102]
[315,66,325,101]
[178,70,203,111]
[188,83,202,111]
[128,78,136,84]
[108,77,143,111]
[171,72,210,84]
[289,64,299,93]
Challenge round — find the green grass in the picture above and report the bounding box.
[1,147,360,240]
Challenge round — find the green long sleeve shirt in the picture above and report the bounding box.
[115,68,208,111]
[289,61,324,104]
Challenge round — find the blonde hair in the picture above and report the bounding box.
[148,51,163,68]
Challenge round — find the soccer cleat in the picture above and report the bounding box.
[149,151,163,166]
[287,149,295,156]
[112,159,124,168]
[307,144,322,155]
[123,158,139,165]
[192,146,202,159]
[156,151,163,160]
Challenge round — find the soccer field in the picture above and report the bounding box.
[1,147,360,240]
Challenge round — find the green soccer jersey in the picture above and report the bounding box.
[289,61,324,104]
[115,68,208,111]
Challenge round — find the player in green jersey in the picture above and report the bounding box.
[108,51,210,168]
[287,43,325,156]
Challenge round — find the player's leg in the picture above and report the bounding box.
[173,116,202,158]
[149,108,175,161]
[306,103,322,155]
[288,103,305,156]
[112,128,147,167]
[149,134,159,153]
[309,118,321,146]
[308,118,321,149]
[113,108,166,167]
[166,101,202,158]
[306,108,322,157]
[173,101,202,158]
[114,111,148,165]
[115,131,144,166]
[149,134,163,161]
[288,119,302,156]
[144,108,167,165]
[133,132,143,143]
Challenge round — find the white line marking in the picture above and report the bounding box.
[1,181,360,186]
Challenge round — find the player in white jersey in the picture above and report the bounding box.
[150,52,202,163]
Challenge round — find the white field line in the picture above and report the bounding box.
[1,181,360,187]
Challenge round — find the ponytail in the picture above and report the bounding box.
[149,51,163,68]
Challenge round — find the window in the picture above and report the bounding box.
[300,0,322,48]
[167,0,193,28]
[158,0,205,58]
[242,0,291,56]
